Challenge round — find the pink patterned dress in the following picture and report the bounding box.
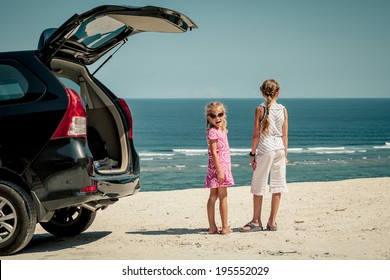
[204,128,235,188]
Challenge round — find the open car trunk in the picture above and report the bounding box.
[51,58,130,174]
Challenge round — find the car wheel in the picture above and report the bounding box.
[39,206,96,236]
[0,181,37,255]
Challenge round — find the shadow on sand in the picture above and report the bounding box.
[15,231,112,255]
[126,228,205,236]
[126,227,241,235]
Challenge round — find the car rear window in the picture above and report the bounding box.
[0,60,45,104]
[0,65,28,101]
[70,16,127,49]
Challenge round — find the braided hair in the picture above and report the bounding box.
[260,79,280,135]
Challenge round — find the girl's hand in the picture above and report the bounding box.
[250,157,256,171]
[217,171,224,182]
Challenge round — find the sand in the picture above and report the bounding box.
[2,177,390,260]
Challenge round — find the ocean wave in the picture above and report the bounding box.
[306,146,368,154]
[288,148,304,153]
[306,147,349,155]
[293,159,349,165]
[230,152,247,156]
[373,142,390,149]
[172,165,186,169]
[173,147,361,155]
[372,141,390,149]
[140,142,380,161]
[142,145,378,159]
[230,146,368,155]
[294,160,323,165]
[175,147,301,157]
[314,150,356,155]
[139,152,175,157]
[307,147,345,151]
[373,145,390,149]
[140,165,187,172]
[140,157,173,161]
[173,148,250,156]
[173,149,207,155]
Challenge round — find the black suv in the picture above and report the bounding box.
[0,5,197,255]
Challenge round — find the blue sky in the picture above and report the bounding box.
[1,0,389,98]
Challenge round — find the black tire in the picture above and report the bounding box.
[39,206,96,236]
[0,181,37,256]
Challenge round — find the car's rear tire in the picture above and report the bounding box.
[0,181,37,256]
[39,206,96,236]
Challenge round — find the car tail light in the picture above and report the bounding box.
[118,98,133,140]
[51,88,87,139]
[80,185,97,193]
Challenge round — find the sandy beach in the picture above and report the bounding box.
[2,177,390,260]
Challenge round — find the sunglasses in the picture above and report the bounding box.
[208,112,224,119]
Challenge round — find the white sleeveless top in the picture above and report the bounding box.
[257,102,285,155]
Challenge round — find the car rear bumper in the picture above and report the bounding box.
[93,173,140,198]
[35,173,140,220]
[38,173,140,213]
[27,137,140,219]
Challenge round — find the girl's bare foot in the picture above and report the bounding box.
[208,227,221,234]
[220,227,232,235]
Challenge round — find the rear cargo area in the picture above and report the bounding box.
[51,59,129,173]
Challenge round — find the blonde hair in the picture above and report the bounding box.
[205,101,228,132]
[260,79,280,135]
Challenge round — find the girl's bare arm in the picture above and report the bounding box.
[282,107,289,159]
[209,139,224,182]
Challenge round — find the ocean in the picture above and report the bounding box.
[127,98,390,192]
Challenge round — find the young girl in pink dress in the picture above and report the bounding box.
[204,102,235,234]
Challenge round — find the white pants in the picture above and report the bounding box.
[251,150,288,195]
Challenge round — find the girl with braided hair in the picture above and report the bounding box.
[241,79,289,232]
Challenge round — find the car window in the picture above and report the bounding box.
[0,64,28,101]
[0,60,46,105]
[70,16,126,49]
